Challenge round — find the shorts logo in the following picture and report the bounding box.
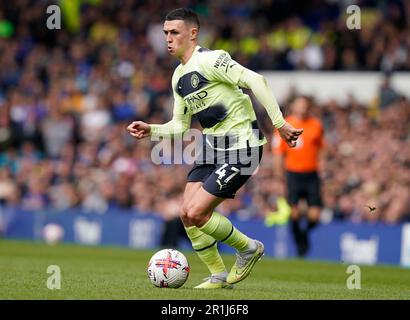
[215,165,240,190]
[191,74,199,89]
[216,179,225,190]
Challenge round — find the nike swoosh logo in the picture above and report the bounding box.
[235,252,263,277]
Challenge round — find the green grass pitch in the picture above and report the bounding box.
[1,239,409,300]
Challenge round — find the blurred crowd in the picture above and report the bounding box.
[0,0,409,224]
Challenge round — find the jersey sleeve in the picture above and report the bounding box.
[171,86,187,116]
[149,83,191,138]
[238,68,286,129]
[200,50,245,86]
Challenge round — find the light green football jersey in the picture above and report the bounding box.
[159,45,267,150]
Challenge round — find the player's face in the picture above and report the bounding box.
[163,20,193,58]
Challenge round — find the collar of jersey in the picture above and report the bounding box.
[181,45,202,66]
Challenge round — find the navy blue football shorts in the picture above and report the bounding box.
[187,142,263,199]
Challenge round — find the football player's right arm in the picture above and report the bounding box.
[149,91,191,138]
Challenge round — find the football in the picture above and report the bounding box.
[147,249,190,288]
[42,223,64,245]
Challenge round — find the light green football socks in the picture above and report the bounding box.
[185,225,226,275]
[199,211,250,252]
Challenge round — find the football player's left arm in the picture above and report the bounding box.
[204,51,286,129]
[238,68,303,147]
[202,51,302,146]
[238,68,286,129]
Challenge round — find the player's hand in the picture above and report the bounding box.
[127,121,151,139]
[277,122,303,148]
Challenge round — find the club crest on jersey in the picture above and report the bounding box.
[191,74,199,89]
